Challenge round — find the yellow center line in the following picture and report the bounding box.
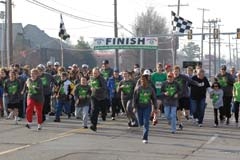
[0,127,86,156]
[0,145,31,156]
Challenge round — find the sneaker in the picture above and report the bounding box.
[214,124,218,128]
[25,124,31,129]
[198,124,202,127]
[112,117,115,120]
[171,131,176,134]
[226,118,230,125]
[48,112,55,116]
[83,126,88,129]
[67,114,71,119]
[90,125,97,132]
[37,124,42,131]
[142,139,148,144]
[102,117,106,121]
[54,118,60,122]
[178,123,183,130]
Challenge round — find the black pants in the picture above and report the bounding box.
[90,98,107,127]
[18,100,24,118]
[42,94,51,121]
[214,107,224,125]
[223,96,232,119]
[111,97,122,117]
[234,101,240,123]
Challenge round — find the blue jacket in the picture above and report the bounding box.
[107,76,122,99]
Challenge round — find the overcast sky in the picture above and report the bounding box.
[6,0,240,60]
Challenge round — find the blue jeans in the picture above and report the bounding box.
[55,100,71,119]
[137,106,152,140]
[190,98,206,124]
[164,106,177,132]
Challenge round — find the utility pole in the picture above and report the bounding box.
[198,8,209,63]
[218,25,221,69]
[7,0,13,66]
[236,39,239,69]
[208,22,212,78]
[207,18,220,75]
[114,0,119,69]
[228,34,232,66]
[168,0,188,65]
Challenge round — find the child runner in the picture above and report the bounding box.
[73,77,91,128]
[210,82,223,127]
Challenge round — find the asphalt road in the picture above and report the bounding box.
[0,102,240,160]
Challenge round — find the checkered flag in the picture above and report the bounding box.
[171,11,192,33]
[59,14,70,40]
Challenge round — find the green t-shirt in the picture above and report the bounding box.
[218,76,228,88]
[234,82,240,102]
[151,72,167,96]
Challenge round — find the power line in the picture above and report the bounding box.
[25,0,114,27]
[48,0,113,22]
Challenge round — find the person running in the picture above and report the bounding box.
[23,68,44,130]
[161,72,180,134]
[151,63,167,117]
[89,67,108,132]
[173,65,199,130]
[215,65,235,125]
[3,70,21,124]
[210,81,223,127]
[37,64,57,122]
[107,68,123,120]
[118,70,138,127]
[73,76,91,128]
[133,75,157,144]
[54,72,73,122]
[233,72,240,128]
[190,69,210,127]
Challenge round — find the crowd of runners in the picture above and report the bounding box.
[0,60,239,144]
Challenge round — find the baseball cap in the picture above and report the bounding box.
[143,69,151,76]
[102,60,109,64]
[54,62,60,66]
[165,64,172,69]
[82,64,88,68]
[47,61,53,66]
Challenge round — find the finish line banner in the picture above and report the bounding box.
[93,37,158,50]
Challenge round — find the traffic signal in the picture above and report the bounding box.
[237,28,240,39]
[213,28,219,39]
[187,29,192,40]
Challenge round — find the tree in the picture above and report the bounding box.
[179,42,200,61]
[128,7,171,69]
[133,7,168,36]
[74,36,96,67]
[75,36,90,49]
